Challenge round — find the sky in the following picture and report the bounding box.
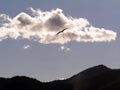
[0,0,120,81]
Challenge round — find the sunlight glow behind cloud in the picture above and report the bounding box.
[0,8,117,44]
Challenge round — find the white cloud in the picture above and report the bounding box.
[58,77,66,80]
[59,46,71,52]
[0,8,117,44]
[23,45,30,49]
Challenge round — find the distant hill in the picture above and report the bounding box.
[0,65,120,90]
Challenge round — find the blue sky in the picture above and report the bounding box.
[0,0,120,81]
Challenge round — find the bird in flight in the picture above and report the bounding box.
[56,28,68,35]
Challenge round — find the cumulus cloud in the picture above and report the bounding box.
[0,8,117,44]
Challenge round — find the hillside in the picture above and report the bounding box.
[0,65,120,90]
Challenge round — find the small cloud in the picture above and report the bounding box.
[59,46,71,52]
[58,77,66,80]
[23,45,30,49]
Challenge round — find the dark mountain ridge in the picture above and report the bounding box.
[0,65,120,90]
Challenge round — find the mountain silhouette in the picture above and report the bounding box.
[0,64,120,90]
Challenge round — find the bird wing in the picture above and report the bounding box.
[56,28,68,35]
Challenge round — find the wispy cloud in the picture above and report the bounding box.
[23,45,30,49]
[0,8,117,44]
[59,46,71,52]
